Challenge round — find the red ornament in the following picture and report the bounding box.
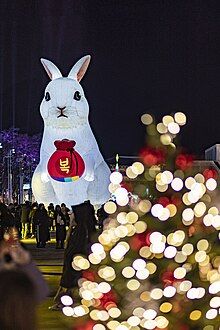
[157,197,170,207]
[203,168,218,180]
[175,153,194,171]
[140,147,165,167]
[47,139,85,182]
[99,290,118,308]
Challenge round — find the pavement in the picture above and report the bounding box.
[22,236,75,330]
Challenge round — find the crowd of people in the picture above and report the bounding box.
[0,200,107,249]
[0,199,109,315]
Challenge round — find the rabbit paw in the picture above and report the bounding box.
[84,171,95,181]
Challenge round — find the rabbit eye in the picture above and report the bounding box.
[45,92,51,101]
[74,91,81,101]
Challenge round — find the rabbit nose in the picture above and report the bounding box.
[57,106,66,111]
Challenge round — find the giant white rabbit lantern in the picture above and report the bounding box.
[32,55,111,207]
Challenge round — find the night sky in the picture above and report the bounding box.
[0,0,220,159]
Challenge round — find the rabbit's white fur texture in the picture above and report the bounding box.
[32,55,110,208]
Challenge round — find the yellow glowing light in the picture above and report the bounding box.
[160,134,172,145]
[150,288,163,300]
[182,192,191,206]
[134,221,147,233]
[149,165,161,178]
[158,207,170,221]
[126,212,138,224]
[108,183,121,193]
[138,200,152,213]
[156,183,168,192]
[144,263,156,275]
[179,280,192,292]
[127,279,140,291]
[107,321,120,330]
[139,246,152,258]
[194,202,206,217]
[90,310,99,321]
[114,225,128,238]
[162,115,174,127]
[127,316,140,326]
[97,310,109,321]
[166,204,177,217]
[194,173,205,183]
[182,243,194,256]
[190,310,202,321]
[104,201,117,214]
[155,316,169,329]
[131,162,145,175]
[174,112,186,125]
[89,253,102,265]
[161,171,173,184]
[122,266,135,278]
[208,207,219,216]
[173,230,185,244]
[157,122,168,134]
[185,177,196,189]
[140,291,151,302]
[141,114,153,125]
[117,212,127,224]
[175,252,187,263]
[195,251,207,263]
[108,307,121,318]
[126,166,138,179]
[174,169,185,179]
[133,307,145,317]
[174,267,186,279]
[160,302,172,313]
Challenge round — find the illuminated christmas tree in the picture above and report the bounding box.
[61,113,220,330]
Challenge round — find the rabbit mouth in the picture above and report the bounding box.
[57,113,68,118]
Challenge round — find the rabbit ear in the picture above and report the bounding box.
[40,58,62,80]
[68,55,91,82]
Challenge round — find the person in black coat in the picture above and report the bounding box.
[54,205,68,249]
[49,201,95,310]
[0,203,15,241]
[33,204,49,248]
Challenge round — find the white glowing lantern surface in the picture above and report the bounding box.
[32,56,111,207]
